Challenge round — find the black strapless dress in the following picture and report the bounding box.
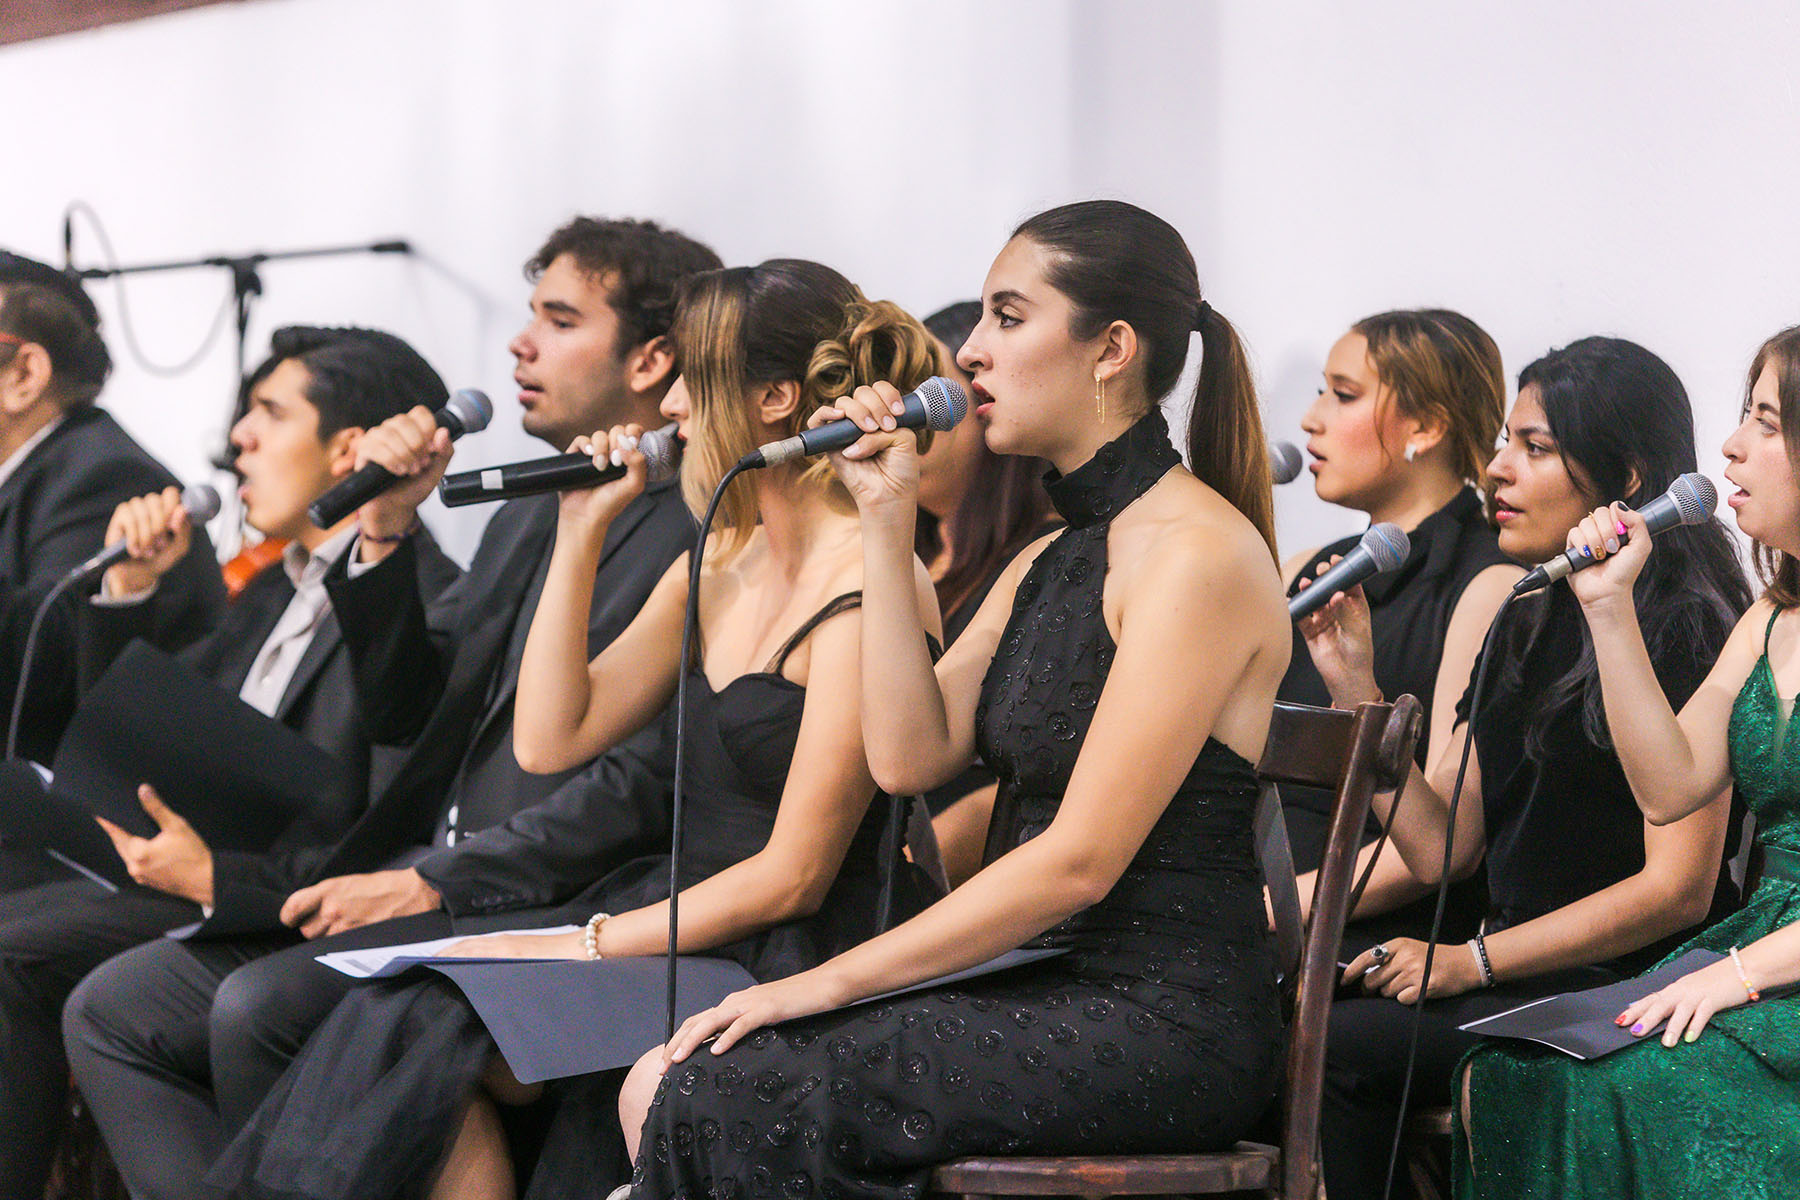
[631,410,1284,1200]
[206,594,937,1200]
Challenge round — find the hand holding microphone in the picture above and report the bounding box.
[1513,472,1718,598]
[796,377,968,511]
[311,389,493,538]
[99,484,218,599]
[552,424,671,535]
[1289,525,1408,708]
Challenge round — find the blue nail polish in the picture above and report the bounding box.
[1581,546,1593,558]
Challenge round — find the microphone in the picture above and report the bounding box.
[439,422,683,508]
[65,483,222,585]
[1269,441,1303,485]
[738,376,967,470]
[1511,472,1718,596]
[307,388,493,528]
[1288,523,1411,621]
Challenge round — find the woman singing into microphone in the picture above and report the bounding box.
[618,199,1292,1198]
[207,261,944,1200]
[1279,310,1519,955]
[1458,326,1800,1198]
[1298,336,1750,1200]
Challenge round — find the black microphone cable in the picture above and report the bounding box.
[1378,587,1518,1200]
[5,571,91,761]
[663,458,751,1040]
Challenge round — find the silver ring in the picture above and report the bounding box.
[1369,944,1391,966]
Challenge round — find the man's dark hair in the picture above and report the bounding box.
[0,250,111,407]
[242,326,448,439]
[526,217,722,356]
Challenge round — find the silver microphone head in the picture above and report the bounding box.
[443,388,494,436]
[1269,441,1303,485]
[1361,522,1410,572]
[179,483,222,523]
[1668,472,1718,526]
[912,376,968,431]
[638,422,683,483]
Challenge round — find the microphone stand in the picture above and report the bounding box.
[69,239,412,468]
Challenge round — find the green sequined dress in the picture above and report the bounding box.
[1459,610,1800,1199]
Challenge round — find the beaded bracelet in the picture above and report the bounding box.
[359,518,421,546]
[1729,946,1762,1003]
[1467,933,1495,987]
[583,912,613,960]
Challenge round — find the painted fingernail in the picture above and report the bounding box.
[1581,546,1593,558]
[1631,1022,1646,1035]
[1605,539,1620,554]
[1614,1015,1627,1026]
[1616,520,1629,536]
[1684,1029,1698,1043]
[610,449,624,467]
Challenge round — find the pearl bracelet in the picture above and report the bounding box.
[583,912,613,960]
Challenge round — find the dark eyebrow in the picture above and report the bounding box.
[1754,399,1782,418]
[539,299,582,319]
[1511,423,1553,440]
[988,289,1030,308]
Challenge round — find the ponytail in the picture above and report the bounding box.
[1191,304,1276,559]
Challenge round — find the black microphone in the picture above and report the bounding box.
[1288,523,1411,621]
[737,377,967,470]
[307,389,493,528]
[439,423,683,508]
[64,483,221,585]
[1511,472,1718,596]
[1269,441,1303,485]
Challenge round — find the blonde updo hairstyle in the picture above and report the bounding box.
[673,259,945,558]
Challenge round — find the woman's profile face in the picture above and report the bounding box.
[1486,385,1595,563]
[1301,332,1415,514]
[956,236,1100,458]
[1723,364,1800,556]
[659,374,693,442]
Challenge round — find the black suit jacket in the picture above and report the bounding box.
[74,533,461,924]
[0,406,226,762]
[314,481,694,882]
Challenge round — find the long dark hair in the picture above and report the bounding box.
[1745,326,1800,609]
[915,301,1055,621]
[1509,337,1750,756]
[1012,201,1275,557]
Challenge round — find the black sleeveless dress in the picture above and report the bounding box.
[1278,487,1510,952]
[631,410,1284,1200]
[207,594,936,1200]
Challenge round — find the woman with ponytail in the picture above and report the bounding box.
[205,261,944,1200]
[617,200,1292,1197]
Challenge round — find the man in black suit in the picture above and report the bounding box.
[0,325,460,1196]
[66,217,720,1200]
[0,250,225,767]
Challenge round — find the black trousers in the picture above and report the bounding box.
[1320,966,1614,1200]
[63,909,454,1200]
[0,877,198,1198]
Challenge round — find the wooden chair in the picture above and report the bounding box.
[929,695,1424,1200]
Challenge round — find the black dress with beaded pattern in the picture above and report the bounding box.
[631,410,1284,1200]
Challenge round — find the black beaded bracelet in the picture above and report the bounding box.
[1470,932,1495,987]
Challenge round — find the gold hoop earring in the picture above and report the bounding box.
[1095,375,1106,423]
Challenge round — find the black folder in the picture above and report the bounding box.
[1456,949,1775,1059]
[0,641,349,882]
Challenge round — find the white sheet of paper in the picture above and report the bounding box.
[316,924,582,979]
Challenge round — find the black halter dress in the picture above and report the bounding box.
[630,410,1284,1200]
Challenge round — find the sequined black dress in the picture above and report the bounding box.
[631,410,1285,1200]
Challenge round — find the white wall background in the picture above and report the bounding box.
[1,0,1795,565]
